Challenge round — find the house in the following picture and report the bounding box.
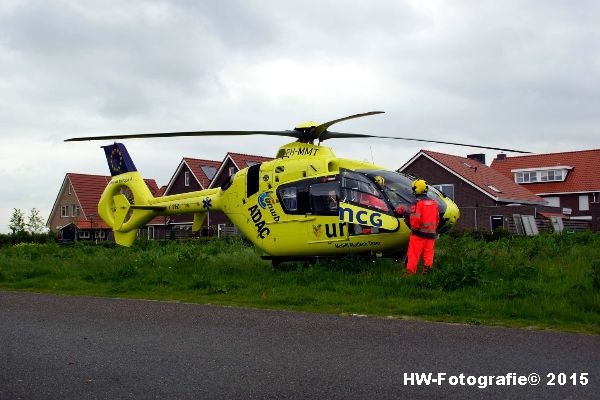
[490,149,600,231]
[398,150,560,233]
[47,173,161,241]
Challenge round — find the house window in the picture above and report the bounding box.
[515,171,538,183]
[147,226,155,240]
[544,197,560,207]
[490,215,505,231]
[95,230,106,239]
[514,168,569,183]
[579,195,589,211]
[79,230,90,239]
[68,184,72,195]
[591,192,599,204]
[71,205,80,217]
[61,205,69,218]
[201,166,217,181]
[184,171,190,187]
[540,169,564,182]
[431,184,454,200]
[515,172,523,183]
[229,166,236,176]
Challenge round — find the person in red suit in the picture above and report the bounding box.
[406,179,439,275]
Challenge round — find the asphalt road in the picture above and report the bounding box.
[0,291,598,399]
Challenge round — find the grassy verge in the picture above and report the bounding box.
[1,233,599,334]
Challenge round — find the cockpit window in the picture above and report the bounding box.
[341,171,390,212]
[358,170,447,214]
[309,181,340,215]
[280,186,298,212]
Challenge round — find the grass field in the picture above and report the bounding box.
[1,232,599,334]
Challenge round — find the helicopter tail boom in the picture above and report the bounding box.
[97,143,221,246]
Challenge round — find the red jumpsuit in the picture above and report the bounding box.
[406,197,439,274]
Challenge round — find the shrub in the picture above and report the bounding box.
[0,232,55,247]
[591,260,600,291]
[445,228,514,242]
[432,261,484,291]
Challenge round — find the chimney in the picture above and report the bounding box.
[467,153,486,164]
[495,153,507,161]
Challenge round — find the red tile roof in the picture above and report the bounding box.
[67,173,160,219]
[144,179,161,195]
[183,158,222,188]
[67,174,111,219]
[72,219,110,229]
[490,149,600,194]
[228,152,273,170]
[408,150,545,204]
[147,215,170,226]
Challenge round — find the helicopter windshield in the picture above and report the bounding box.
[357,170,448,215]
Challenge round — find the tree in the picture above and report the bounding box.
[8,208,25,234]
[27,208,46,234]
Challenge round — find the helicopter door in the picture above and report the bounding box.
[339,171,399,231]
[306,179,348,242]
[308,180,340,216]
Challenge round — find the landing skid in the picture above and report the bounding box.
[262,253,406,271]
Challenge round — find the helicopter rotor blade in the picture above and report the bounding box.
[65,130,301,142]
[322,131,532,154]
[65,111,385,143]
[64,111,531,154]
[312,111,384,140]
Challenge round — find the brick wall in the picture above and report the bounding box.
[48,177,83,231]
[540,193,599,231]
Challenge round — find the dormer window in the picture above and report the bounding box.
[512,166,571,184]
[515,171,537,183]
[539,169,563,182]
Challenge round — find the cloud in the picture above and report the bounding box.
[0,0,599,231]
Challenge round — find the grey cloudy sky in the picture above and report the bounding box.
[1,0,599,232]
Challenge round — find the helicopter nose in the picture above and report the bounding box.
[443,197,460,225]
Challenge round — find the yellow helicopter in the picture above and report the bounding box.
[66,111,530,268]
